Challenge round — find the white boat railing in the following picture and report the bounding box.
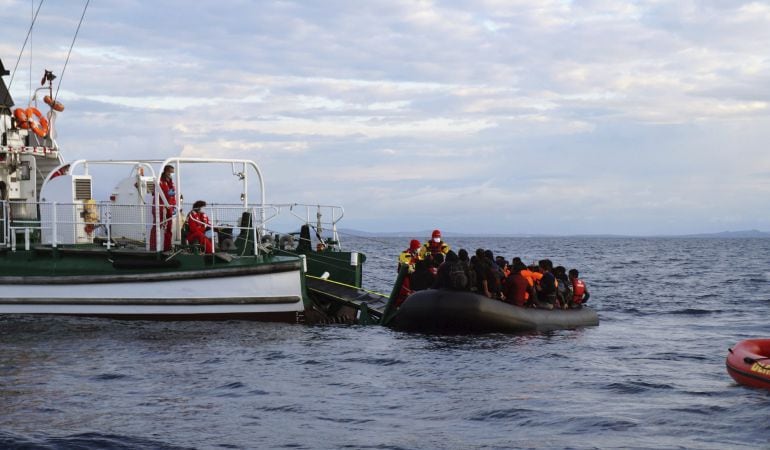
[285,203,345,250]
[0,200,344,254]
[0,200,7,246]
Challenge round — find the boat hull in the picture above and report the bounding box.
[726,339,770,390]
[388,289,599,333]
[0,262,306,320]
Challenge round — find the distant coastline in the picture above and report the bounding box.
[339,229,770,239]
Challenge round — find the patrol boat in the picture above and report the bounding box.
[0,59,364,322]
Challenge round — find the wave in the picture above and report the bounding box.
[340,357,405,366]
[468,407,536,421]
[90,373,129,381]
[670,308,714,316]
[604,380,674,394]
[0,431,191,450]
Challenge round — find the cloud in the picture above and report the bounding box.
[3,0,770,234]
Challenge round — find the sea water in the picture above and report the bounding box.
[1,237,769,449]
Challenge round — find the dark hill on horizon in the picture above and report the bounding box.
[338,228,770,238]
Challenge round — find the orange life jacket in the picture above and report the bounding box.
[520,269,543,286]
[572,278,586,304]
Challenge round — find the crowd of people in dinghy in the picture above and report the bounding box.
[396,229,590,309]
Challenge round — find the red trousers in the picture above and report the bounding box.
[150,208,173,251]
[187,230,213,253]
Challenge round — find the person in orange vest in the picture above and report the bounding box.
[568,269,590,308]
[518,262,543,301]
[150,164,177,251]
[186,200,213,253]
[419,229,450,258]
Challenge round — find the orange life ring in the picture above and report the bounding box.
[13,108,29,128]
[25,107,49,137]
[44,95,65,112]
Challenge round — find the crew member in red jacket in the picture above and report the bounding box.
[150,164,177,251]
[568,269,590,308]
[186,200,213,253]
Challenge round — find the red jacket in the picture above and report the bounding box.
[158,176,177,207]
[503,273,529,307]
[187,210,210,235]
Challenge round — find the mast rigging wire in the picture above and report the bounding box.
[55,0,90,102]
[29,0,33,101]
[1,0,44,107]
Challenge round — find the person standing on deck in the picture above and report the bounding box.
[150,164,177,252]
[420,229,450,259]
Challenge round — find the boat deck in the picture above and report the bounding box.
[305,276,387,322]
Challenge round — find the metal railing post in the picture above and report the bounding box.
[105,206,112,250]
[1,201,5,248]
[52,202,58,248]
[252,207,259,256]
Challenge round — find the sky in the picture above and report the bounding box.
[2,0,770,236]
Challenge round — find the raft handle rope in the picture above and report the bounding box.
[742,356,770,370]
[731,347,770,369]
[305,274,389,299]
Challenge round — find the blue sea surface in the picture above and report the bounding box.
[1,237,769,449]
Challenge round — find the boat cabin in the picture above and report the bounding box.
[0,58,64,247]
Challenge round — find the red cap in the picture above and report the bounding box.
[409,239,421,250]
[432,229,441,238]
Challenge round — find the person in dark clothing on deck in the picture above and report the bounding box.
[553,265,571,309]
[432,250,467,290]
[410,258,435,291]
[473,249,501,299]
[458,249,476,293]
[536,259,557,309]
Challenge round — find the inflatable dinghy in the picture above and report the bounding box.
[388,289,599,333]
[726,339,770,390]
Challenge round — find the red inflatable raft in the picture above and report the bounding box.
[726,339,770,390]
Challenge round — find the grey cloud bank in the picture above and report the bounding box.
[1,0,769,235]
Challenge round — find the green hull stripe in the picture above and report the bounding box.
[0,296,302,305]
[0,260,301,285]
